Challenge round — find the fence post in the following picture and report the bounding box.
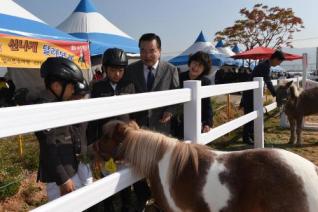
[279,77,289,128]
[296,76,300,88]
[253,77,264,148]
[183,80,201,143]
[302,53,308,89]
[227,94,231,121]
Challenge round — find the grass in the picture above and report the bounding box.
[0,134,39,200]
[210,107,318,166]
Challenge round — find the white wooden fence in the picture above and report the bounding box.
[0,77,272,212]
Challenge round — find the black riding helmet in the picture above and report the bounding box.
[102,48,128,68]
[0,77,15,106]
[40,57,89,100]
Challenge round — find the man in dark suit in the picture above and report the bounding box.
[241,50,285,144]
[125,33,179,211]
[126,33,179,134]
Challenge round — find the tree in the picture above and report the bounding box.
[215,4,304,50]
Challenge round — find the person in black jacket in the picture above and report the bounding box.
[241,50,285,144]
[86,48,135,145]
[0,77,15,107]
[35,57,91,201]
[174,51,213,138]
[86,48,138,212]
[125,33,179,135]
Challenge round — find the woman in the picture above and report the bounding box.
[174,51,213,138]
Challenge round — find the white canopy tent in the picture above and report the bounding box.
[1,0,91,101]
[57,0,139,56]
[215,40,236,57]
[169,32,240,84]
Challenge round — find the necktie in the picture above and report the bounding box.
[147,67,155,91]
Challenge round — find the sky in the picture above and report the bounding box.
[13,0,318,59]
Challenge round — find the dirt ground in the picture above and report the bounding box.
[0,172,47,212]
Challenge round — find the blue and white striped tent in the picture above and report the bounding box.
[215,40,236,57]
[169,31,239,68]
[232,44,241,54]
[0,0,85,42]
[58,0,139,56]
[0,0,92,100]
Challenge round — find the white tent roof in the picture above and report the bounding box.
[57,0,138,55]
[217,47,235,56]
[58,1,131,39]
[215,40,235,56]
[169,32,239,67]
[179,32,220,56]
[0,0,44,23]
[0,0,84,41]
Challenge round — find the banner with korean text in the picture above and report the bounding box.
[0,34,91,69]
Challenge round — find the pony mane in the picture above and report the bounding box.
[289,83,302,99]
[114,122,211,184]
[169,142,211,184]
[102,119,126,140]
[119,126,177,178]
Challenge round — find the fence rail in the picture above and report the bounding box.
[0,89,191,138]
[0,78,269,212]
[200,111,257,144]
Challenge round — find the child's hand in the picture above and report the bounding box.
[60,179,75,196]
[202,125,211,133]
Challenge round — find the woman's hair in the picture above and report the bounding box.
[188,51,212,77]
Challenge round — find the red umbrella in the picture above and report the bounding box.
[231,47,303,61]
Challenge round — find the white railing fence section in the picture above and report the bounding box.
[0,77,269,212]
[253,77,265,148]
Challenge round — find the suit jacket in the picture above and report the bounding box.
[126,60,179,134]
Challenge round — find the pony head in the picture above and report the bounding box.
[276,80,294,107]
[93,120,140,161]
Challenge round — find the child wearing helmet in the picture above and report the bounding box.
[87,48,135,144]
[35,57,92,201]
[87,48,137,211]
[0,77,15,107]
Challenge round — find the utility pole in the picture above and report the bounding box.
[316,47,318,75]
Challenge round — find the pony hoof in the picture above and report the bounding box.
[295,143,302,147]
[288,140,295,145]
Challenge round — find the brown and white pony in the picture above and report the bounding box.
[94,120,318,212]
[276,81,318,146]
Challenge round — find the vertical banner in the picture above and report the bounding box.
[0,34,90,69]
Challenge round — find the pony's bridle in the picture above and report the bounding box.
[276,88,293,117]
[93,137,123,160]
